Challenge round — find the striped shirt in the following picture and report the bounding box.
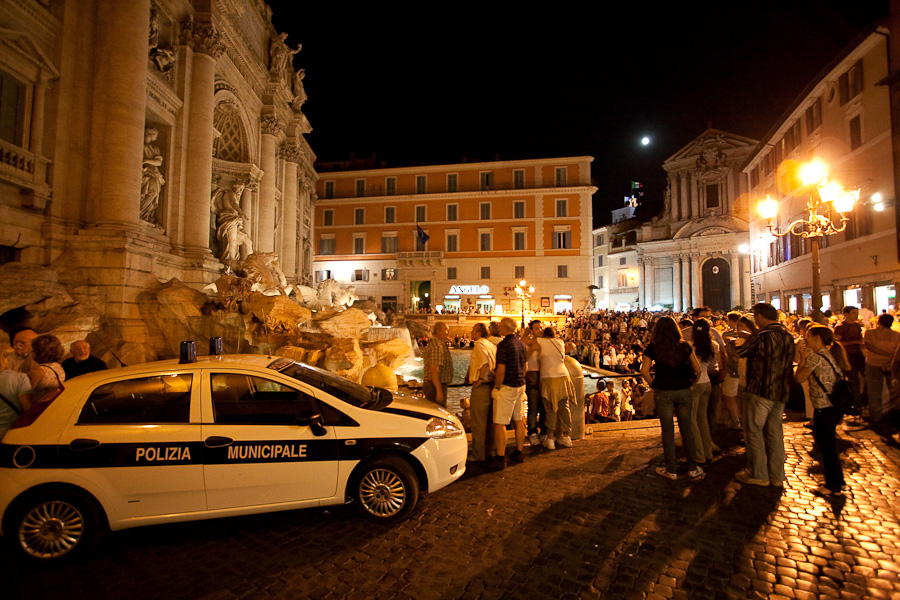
[736,322,795,404]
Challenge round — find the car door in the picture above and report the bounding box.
[58,371,206,519]
[200,369,340,510]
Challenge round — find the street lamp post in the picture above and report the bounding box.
[757,161,858,322]
[504,279,535,329]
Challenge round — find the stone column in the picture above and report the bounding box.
[638,258,646,309]
[182,20,222,253]
[280,142,302,278]
[730,253,740,310]
[691,255,701,309]
[258,115,282,253]
[30,77,46,155]
[679,174,689,221]
[682,256,692,311]
[673,256,683,312]
[241,180,255,244]
[88,0,150,224]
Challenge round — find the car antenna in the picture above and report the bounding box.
[261,308,272,358]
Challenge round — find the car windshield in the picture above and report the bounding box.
[269,359,391,409]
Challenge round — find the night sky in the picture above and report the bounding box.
[266,1,889,227]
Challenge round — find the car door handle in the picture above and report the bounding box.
[69,438,100,451]
[205,436,233,448]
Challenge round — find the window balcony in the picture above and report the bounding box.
[397,251,444,266]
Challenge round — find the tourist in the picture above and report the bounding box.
[864,313,900,427]
[641,316,704,481]
[0,346,31,438]
[489,317,527,470]
[527,327,575,449]
[523,320,544,446]
[688,318,718,465]
[735,303,795,487]
[834,305,865,401]
[25,334,66,408]
[422,322,453,407]
[11,327,37,374]
[721,312,743,430]
[465,323,496,462]
[794,325,849,496]
[61,340,108,380]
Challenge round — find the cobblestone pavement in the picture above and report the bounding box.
[5,413,900,600]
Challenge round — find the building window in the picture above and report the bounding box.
[447,204,458,221]
[839,59,864,106]
[514,265,525,279]
[447,266,457,280]
[382,268,397,281]
[750,166,760,189]
[514,231,526,250]
[0,69,25,145]
[316,270,332,282]
[355,180,365,197]
[556,199,568,217]
[447,173,458,192]
[319,237,335,255]
[446,233,458,252]
[480,172,494,190]
[514,201,526,219]
[598,275,604,288]
[386,177,396,196]
[617,271,628,287]
[354,207,365,224]
[706,184,719,209]
[415,205,426,222]
[513,170,525,189]
[619,257,627,266]
[557,265,568,278]
[353,236,365,254]
[555,167,567,187]
[385,206,396,223]
[323,209,334,226]
[552,230,571,249]
[595,234,604,246]
[481,266,491,279]
[480,232,492,252]
[416,175,427,194]
[597,255,604,267]
[784,120,801,153]
[324,181,335,199]
[480,202,491,220]
[415,230,427,251]
[806,98,822,135]
[381,234,398,253]
[352,269,369,282]
[849,115,862,150]
[762,152,774,176]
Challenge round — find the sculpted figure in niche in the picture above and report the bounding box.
[211,181,253,273]
[140,127,165,224]
[269,32,300,80]
[291,69,307,111]
[148,9,176,72]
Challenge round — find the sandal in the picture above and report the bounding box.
[813,485,842,496]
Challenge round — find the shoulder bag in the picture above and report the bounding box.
[810,353,862,416]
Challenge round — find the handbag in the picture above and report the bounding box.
[809,353,863,416]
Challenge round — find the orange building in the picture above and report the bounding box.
[314,157,596,314]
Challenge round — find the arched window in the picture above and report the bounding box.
[214,105,248,162]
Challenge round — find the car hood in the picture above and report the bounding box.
[378,394,457,422]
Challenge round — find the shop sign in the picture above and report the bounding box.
[449,285,490,295]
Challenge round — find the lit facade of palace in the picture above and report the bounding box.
[746,28,899,314]
[0,0,315,341]
[314,157,596,314]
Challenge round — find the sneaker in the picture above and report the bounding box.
[529,433,541,446]
[509,450,525,464]
[770,479,784,488]
[543,437,556,450]
[558,435,573,448]
[486,455,506,472]
[585,426,593,436]
[687,466,705,480]
[736,471,769,487]
[655,466,678,480]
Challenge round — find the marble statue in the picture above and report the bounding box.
[148,9,175,72]
[140,127,165,224]
[269,32,300,81]
[291,69,307,111]
[293,280,359,310]
[238,252,294,297]
[210,181,252,272]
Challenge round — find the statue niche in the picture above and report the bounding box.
[210,181,253,273]
[140,126,166,225]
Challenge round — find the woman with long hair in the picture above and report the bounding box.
[25,334,65,409]
[689,318,718,465]
[641,316,704,480]
[795,325,850,496]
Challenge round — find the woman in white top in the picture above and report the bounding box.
[689,318,718,464]
[25,334,66,409]
[527,328,576,450]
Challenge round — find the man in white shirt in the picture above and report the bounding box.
[465,323,496,462]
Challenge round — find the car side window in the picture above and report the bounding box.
[212,373,332,425]
[78,374,193,424]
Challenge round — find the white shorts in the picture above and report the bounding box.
[493,385,526,425]
[723,376,739,397]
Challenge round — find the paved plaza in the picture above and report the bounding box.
[5,413,900,600]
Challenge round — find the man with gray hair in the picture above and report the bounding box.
[489,317,527,470]
[423,321,453,407]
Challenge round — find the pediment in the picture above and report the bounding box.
[665,128,758,165]
[0,27,60,80]
[673,214,748,239]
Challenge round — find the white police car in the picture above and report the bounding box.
[0,353,467,561]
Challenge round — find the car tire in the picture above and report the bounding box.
[353,456,420,523]
[5,487,106,562]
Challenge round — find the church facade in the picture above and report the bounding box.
[635,129,757,312]
[0,0,315,340]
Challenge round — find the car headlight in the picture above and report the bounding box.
[425,417,464,439]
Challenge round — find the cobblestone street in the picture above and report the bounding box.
[6,413,900,600]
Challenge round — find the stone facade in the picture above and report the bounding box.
[0,0,316,345]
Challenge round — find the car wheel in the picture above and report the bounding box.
[7,488,105,561]
[354,456,419,523]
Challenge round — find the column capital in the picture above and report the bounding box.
[279,141,304,163]
[180,20,223,58]
[261,114,283,136]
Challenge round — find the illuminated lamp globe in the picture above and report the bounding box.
[819,182,840,203]
[833,189,858,214]
[757,196,779,220]
[801,161,827,186]
[360,364,398,392]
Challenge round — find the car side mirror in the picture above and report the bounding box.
[296,410,327,436]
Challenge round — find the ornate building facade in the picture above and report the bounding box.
[0,0,316,340]
[635,129,757,312]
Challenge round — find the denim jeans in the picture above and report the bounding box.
[655,387,697,474]
[691,382,714,462]
[813,405,845,491]
[865,364,889,420]
[745,391,785,483]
